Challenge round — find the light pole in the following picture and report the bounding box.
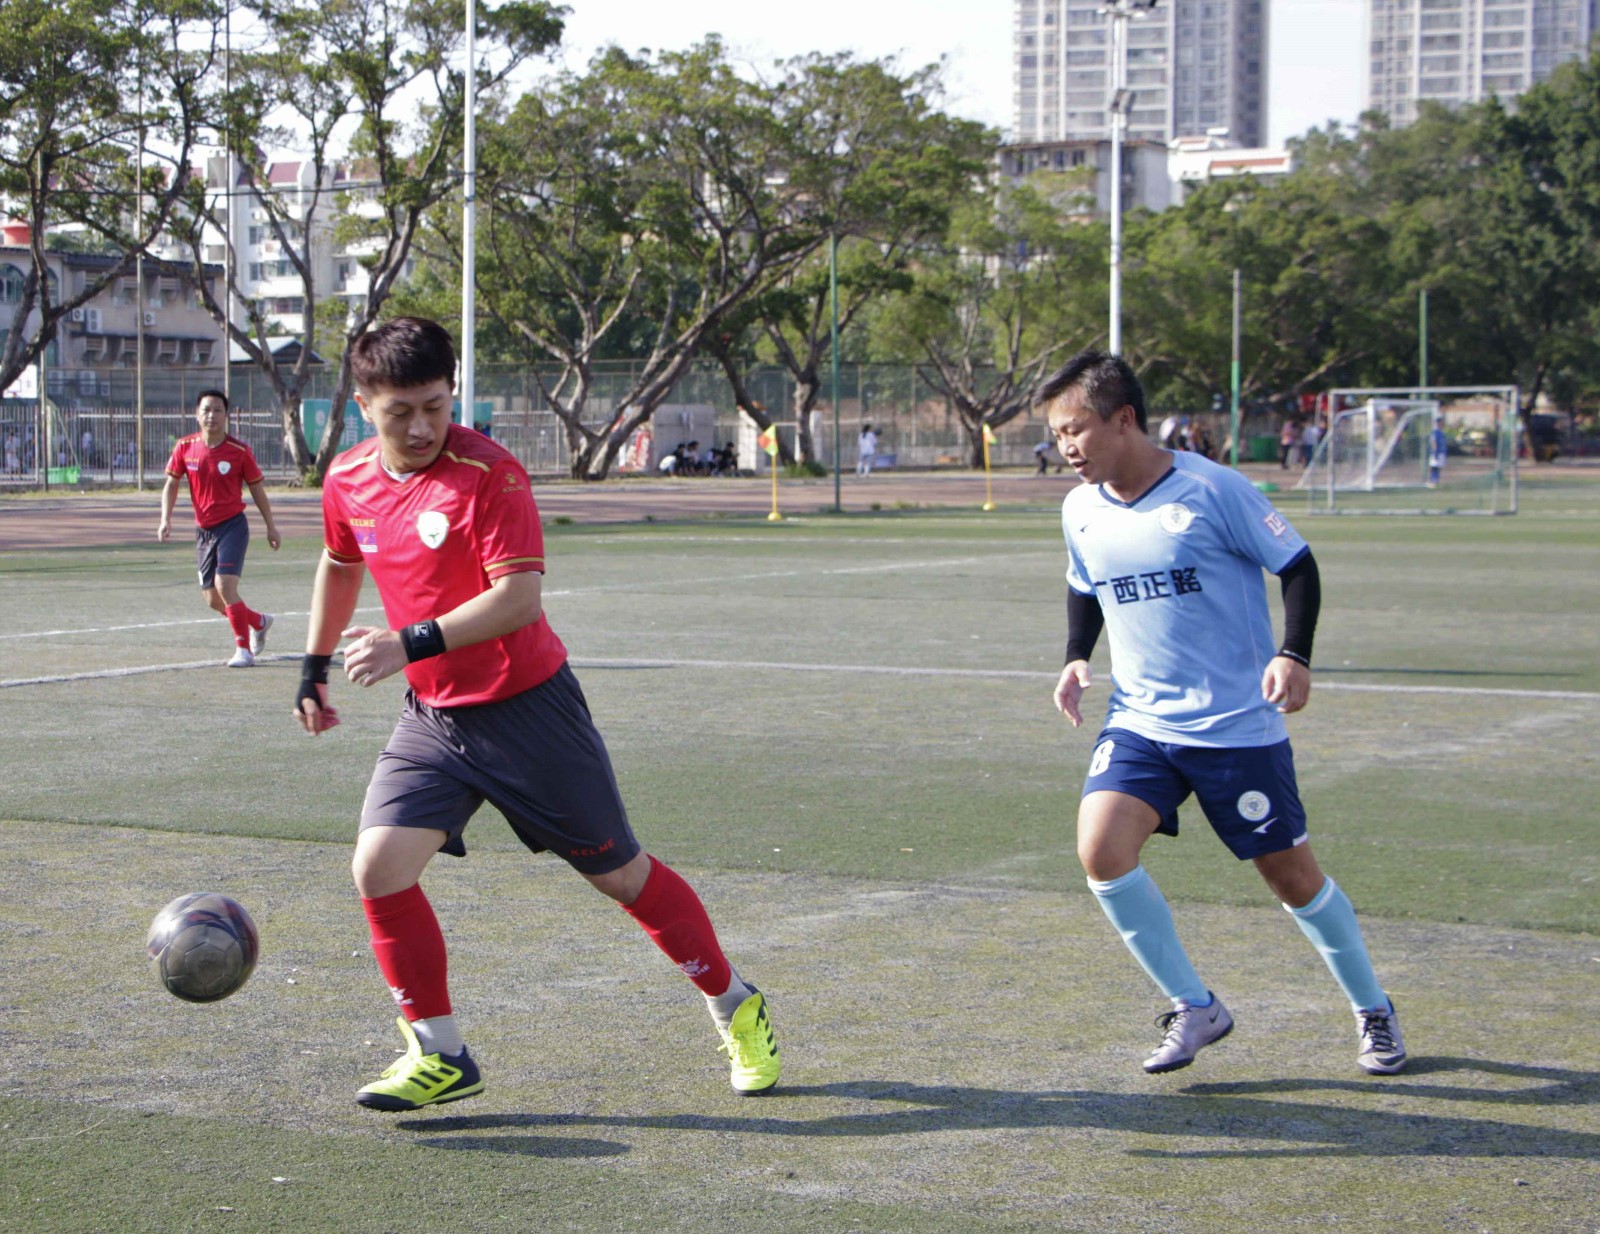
[460,0,477,427]
[1102,0,1159,357]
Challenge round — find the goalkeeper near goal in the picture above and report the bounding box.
[1041,349,1407,1077]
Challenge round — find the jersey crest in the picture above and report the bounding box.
[416,510,449,549]
[1157,502,1194,534]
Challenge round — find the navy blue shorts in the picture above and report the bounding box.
[359,663,641,875]
[1081,727,1309,860]
[195,513,249,588]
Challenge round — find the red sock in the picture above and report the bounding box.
[361,884,452,1021]
[621,857,733,996]
[223,602,254,648]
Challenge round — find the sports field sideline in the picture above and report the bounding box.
[1,467,1597,1234]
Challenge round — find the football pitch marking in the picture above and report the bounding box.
[5,652,1598,703]
[0,553,1011,643]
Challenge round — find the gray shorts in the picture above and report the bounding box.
[195,513,249,588]
[359,663,641,875]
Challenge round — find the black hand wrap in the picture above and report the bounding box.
[400,620,448,662]
[297,653,332,713]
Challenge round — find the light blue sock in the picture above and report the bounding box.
[1088,866,1210,1006]
[1285,877,1388,1012]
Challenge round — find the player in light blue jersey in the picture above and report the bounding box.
[1041,350,1406,1077]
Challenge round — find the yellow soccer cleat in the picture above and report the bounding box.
[718,989,781,1095]
[357,1017,485,1112]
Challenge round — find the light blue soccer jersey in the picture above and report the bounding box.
[1062,450,1309,748]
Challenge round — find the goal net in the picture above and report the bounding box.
[1292,385,1519,515]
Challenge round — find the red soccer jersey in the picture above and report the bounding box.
[166,434,263,529]
[321,424,566,708]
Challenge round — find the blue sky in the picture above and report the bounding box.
[555,0,1366,146]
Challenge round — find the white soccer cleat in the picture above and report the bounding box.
[227,647,255,668]
[1356,998,1407,1075]
[1143,994,1233,1074]
[249,612,273,655]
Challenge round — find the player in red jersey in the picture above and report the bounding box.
[158,389,280,667]
[292,317,780,1110]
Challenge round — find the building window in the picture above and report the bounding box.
[0,265,24,304]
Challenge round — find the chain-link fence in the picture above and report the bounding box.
[0,360,1283,488]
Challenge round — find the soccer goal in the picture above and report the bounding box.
[1293,385,1520,515]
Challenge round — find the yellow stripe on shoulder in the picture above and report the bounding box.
[325,547,364,564]
[442,449,492,472]
[329,455,370,475]
[486,556,544,571]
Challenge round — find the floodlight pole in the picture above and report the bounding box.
[460,0,477,427]
[830,231,841,513]
[1107,7,1126,355]
[1418,287,1429,390]
[136,58,146,492]
[1102,1,1156,356]
[1229,266,1241,467]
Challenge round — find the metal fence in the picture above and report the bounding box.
[0,360,1287,488]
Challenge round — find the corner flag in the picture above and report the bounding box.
[758,426,779,457]
[982,423,997,445]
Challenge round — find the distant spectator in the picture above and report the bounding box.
[1280,419,1298,469]
[857,423,879,476]
[1300,419,1323,467]
[1427,416,1447,488]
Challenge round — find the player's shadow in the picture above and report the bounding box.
[1180,1055,1599,1107]
[405,1130,629,1159]
[402,1059,1600,1161]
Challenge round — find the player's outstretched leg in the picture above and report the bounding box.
[1282,876,1407,1075]
[1145,994,1234,1074]
[616,855,780,1094]
[1088,866,1232,1073]
[356,882,484,1110]
[249,610,273,655]
[357,1016,484,1111]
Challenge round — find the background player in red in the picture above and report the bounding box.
[157,389,280,667]
[292,317,780,1111]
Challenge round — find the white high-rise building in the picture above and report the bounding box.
[1012,1,1268,146]
[1366,0,1599,127]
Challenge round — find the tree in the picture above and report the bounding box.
[467,40,819,479]
[867,178,1103,466]
[0,0,223,391]
[711,55,991,465]
[177,0,563,483]
[1126,172,1398,412]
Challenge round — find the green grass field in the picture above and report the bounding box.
[2,471,1597,1233]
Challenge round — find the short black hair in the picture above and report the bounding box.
[1036,350,1147,433]
[193,388,229,412]
[349,317,457,392]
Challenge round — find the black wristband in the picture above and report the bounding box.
[400,620,447,662]
[301,653,332,684]
[1276,647,1311,668]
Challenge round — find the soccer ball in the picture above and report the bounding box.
[146,893,260,1003]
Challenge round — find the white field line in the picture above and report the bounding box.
[4,652,1598,702]
[0,553,1003,643]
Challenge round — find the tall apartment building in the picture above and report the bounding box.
[182,153,407,340]
[1366,0,1599,126]
[1013,0,1268,146]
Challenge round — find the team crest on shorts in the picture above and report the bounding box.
[416,510,449,549]
[1237,790,1271,822]
[1157,503,1194,534]
[217,460,231,475]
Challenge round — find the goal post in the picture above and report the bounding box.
[1292,385,1519,515]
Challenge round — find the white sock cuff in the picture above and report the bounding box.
[1087,866,1150,897]
[1284,876,1338,918]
